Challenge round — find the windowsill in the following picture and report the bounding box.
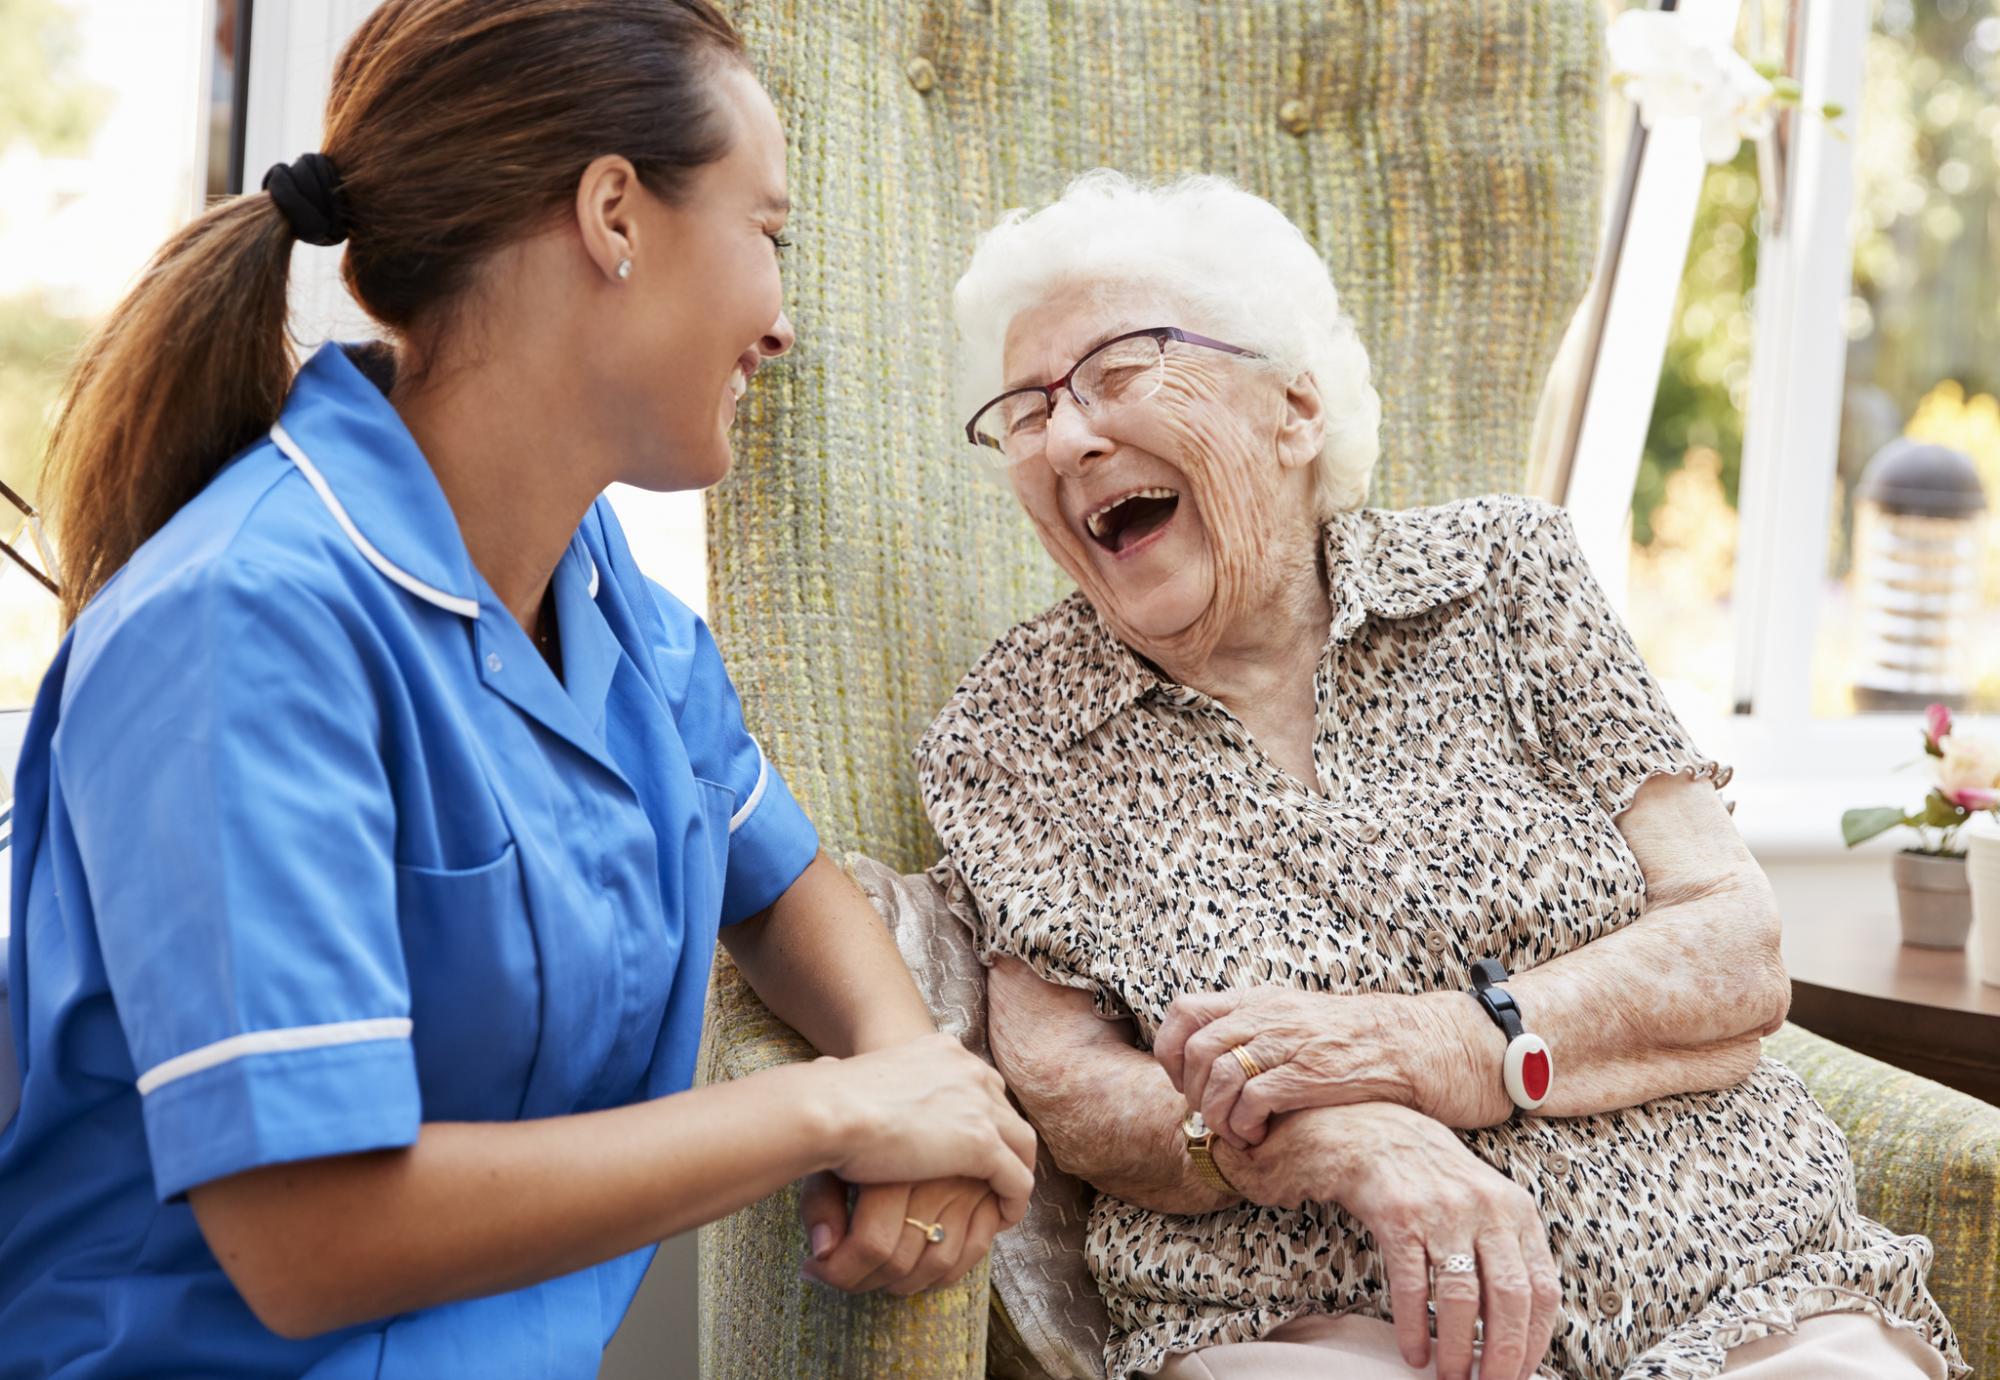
[1685,710,1942,860]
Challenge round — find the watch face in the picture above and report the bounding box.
[1181,1109,1209,1139]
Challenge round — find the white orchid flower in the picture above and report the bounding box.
[1607,9,1778,164]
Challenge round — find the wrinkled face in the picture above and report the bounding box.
[999,284,1324,662]
[615,62,795,490]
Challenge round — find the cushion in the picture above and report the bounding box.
[845,853,1111,1379]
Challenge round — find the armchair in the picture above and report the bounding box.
[693,3,1999,1376]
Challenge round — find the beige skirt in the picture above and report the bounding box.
[1151,1308,1949,1380]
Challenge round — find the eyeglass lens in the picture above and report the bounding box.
[976,335,1168,455]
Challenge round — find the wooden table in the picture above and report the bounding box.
[1781,905,2000,1105]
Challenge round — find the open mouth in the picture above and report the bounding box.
[1084,487,1180,556]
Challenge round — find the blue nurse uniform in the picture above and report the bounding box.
[0,342,819,1377]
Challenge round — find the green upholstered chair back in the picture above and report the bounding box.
[706,0,1604,873]
[697,4,1603,1375]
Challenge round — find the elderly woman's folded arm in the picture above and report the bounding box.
[985,954,1237,1215]
[1160,772,1789,1140]
[1439,770,1788,1122]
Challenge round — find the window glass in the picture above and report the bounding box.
[0,0,208,709]
[1812,0,2000,716]
[1624,152,1760,717]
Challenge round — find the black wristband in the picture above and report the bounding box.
[1469,958,1525,1041]
[1467,958,1553,1114]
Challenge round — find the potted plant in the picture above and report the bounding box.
[1842,705,2000,949]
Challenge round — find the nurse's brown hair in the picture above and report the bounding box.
[39,0,744,624]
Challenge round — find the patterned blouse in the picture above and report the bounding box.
[916,497,1964,1380]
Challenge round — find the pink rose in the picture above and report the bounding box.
[1924,702,1953,755]
[1947,786,2000,810]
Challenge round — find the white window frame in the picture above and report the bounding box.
[1557,0,1911,856]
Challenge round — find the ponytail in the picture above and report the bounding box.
[40,0,743,627]
[42,195,296,624]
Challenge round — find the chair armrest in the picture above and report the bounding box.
[695,955,991,1380]
[1764,1022,1999,1379]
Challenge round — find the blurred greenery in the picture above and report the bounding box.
[0,0,102,509]
[1636,0,2000,552]
[1635,150,1761,547]
[0,0,103,155]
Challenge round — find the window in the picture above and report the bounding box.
[0,0,219,708]
[1808,0,2000,717]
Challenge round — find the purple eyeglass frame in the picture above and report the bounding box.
[963,325,1262,452]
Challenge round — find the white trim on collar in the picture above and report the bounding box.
[270,423,481,620]
[586,551,600,599]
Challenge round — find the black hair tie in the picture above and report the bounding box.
[262,152,350,247]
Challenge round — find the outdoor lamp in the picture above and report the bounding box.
[1851,439,1989,712]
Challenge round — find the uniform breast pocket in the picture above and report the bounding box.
[395,841,542,1120]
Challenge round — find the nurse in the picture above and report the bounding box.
[0,1,1034,1375]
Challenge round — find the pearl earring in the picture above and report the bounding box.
[616,258,633,281]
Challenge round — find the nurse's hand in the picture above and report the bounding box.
[797,1174,1003,1295]
[811,1032,1036,1220]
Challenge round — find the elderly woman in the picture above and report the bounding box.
[916,172,1963,1380]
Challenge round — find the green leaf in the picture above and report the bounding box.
[1772,76,1803,101]
[1841,806,1908,848]
[1752,58,1783,79]
[1820,101,1846,120]
[1922,791,1971,829]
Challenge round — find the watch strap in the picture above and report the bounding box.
[1181,1112,1239,1195]
[1468,959,1553,1113]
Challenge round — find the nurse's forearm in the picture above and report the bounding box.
[722,850,937,1055]
[191,1059,856,1341]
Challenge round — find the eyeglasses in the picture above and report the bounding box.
[0,477,59,599]
[963,326,1262,461]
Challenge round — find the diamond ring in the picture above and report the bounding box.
[1438,1253,1478,1275]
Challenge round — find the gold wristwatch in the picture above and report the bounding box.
[1181,1110,1239,1195]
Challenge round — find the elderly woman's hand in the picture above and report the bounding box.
[1252,1103,1561,1380]
[1156,986,1484,1148]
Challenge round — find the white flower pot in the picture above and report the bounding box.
[1893,850,1973,950]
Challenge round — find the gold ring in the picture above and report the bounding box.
[905,1217,947,1245]
[1231,1045,1263,1081]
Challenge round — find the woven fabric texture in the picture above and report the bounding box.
[696,2,1603,1376]
[1762,1024,1999,1380]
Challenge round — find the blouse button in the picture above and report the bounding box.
[1354,821,1382,843]
[1596,1293,1623,1320]
[1545,1151,1570,1177]
[486,652,503,673]
[1423,929,1450,954]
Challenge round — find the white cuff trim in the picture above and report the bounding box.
[136,1017,414,1096]
[728,741,770,835]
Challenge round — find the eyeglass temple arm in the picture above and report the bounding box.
[1167,328,1259,357]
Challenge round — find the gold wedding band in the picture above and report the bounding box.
[905,1217,947,1245]
[1231,1045,1263,1082]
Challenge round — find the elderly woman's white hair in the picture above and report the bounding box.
[952,170,1381,515]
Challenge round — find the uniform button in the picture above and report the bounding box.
[1278,97,1311,135]
[486,652,503,673]
[1423,929,1449,954]
[906,56,937,93]
[1545,1152,1570,1177]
